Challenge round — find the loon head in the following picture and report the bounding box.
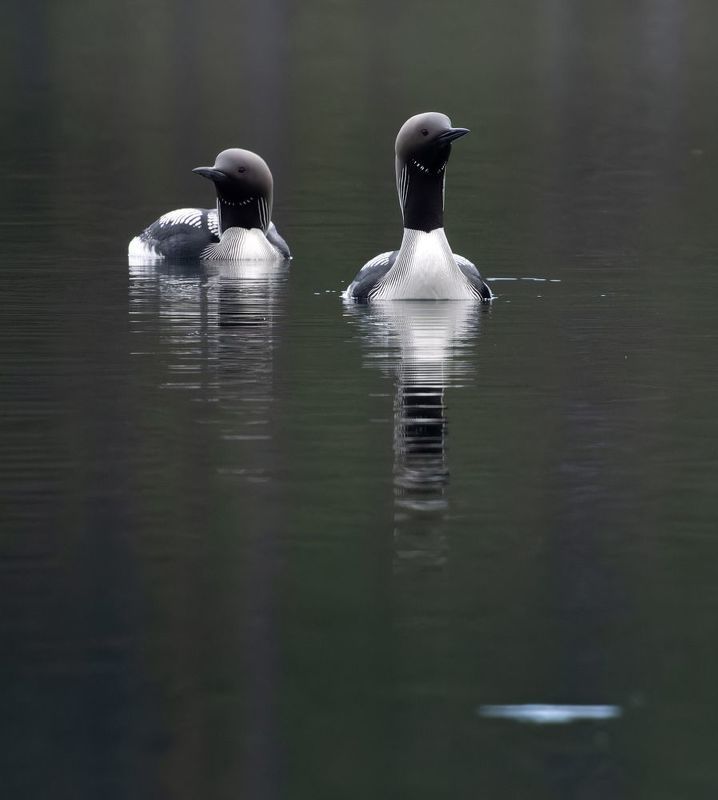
[193,148,273,233]
[394,112,470,232]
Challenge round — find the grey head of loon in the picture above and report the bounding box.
[395,112,470,233]
[193,148,273,234]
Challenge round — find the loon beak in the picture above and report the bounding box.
[192,166,227,183]
[437,127,470,144]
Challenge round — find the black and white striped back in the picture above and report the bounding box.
[128,207,219,261]
[129,208,290,262]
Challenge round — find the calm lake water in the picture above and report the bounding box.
[2,1,718,798]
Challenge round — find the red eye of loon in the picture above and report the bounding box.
[421,128,429,136]
[238,166,246,173]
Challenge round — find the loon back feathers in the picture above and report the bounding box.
[128,208,219,261]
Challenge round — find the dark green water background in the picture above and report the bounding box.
[2,1,718,798]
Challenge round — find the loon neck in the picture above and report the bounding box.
[397,157,446,233]
[216,195,270,234]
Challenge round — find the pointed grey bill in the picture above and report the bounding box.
[192,167,227,182]
[437,127,470,144]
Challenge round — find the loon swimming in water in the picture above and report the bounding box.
[128,149,290,262]
[344,112,491,301]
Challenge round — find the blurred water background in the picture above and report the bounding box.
[2,1,718,797]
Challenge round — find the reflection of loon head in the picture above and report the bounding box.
[349,301,484,567]
[394,381,447,512]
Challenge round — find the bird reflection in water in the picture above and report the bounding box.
[128,258,289,445]
[215,261,288,331]
[128,258,289,797]
[347,301,486,568]
[213,260,289,447]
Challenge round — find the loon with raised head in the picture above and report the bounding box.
[344,112,491,301]
[128,149,290,262]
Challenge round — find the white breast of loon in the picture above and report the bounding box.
[201,228,282,261]
[128,237,160,261]
[371,228,478,300]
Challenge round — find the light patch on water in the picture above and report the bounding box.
[486,277,562,283]
[478,704,622,724]
[221,434,272,441]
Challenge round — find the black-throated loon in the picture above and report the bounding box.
[344,112,491,301]
[128,149,290,262]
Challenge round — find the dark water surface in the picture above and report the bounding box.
[3,1,718,798]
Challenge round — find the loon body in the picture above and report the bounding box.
[128,149,290,262]
[345,112,491,301]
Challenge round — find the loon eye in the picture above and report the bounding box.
[421,128,429,136]
[238,166,246,173]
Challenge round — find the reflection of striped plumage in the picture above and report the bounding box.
[346,300,484,566]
